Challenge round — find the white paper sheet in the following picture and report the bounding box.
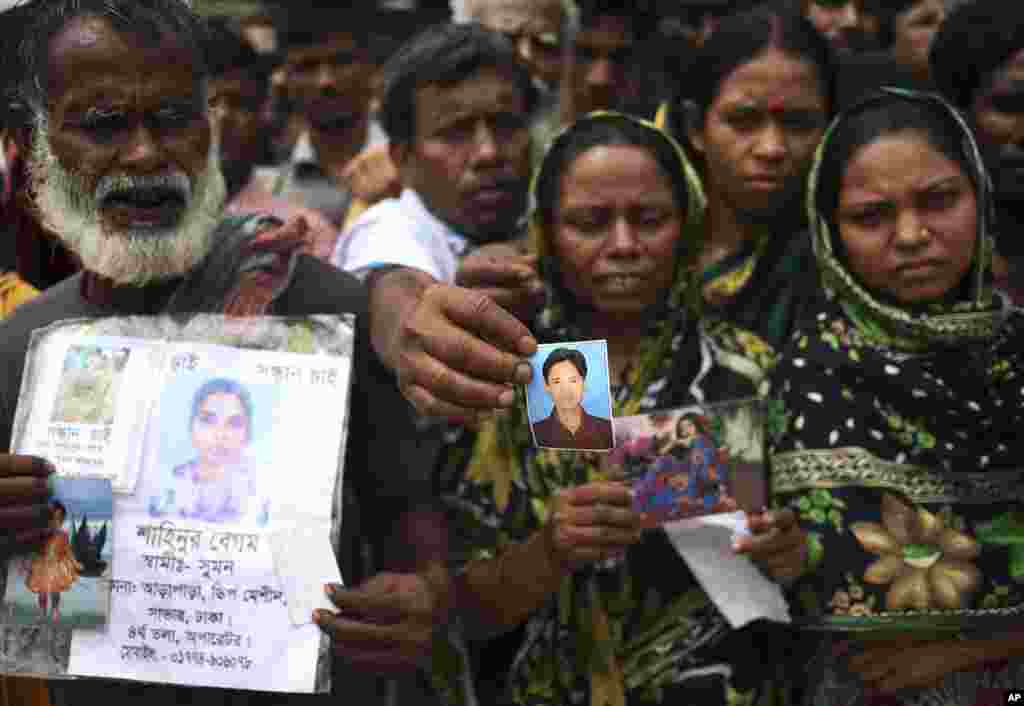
[664,511,791,629]
[268,523,342,626]
[65,342,351,693]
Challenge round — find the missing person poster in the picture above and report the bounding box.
[1,315,354,694]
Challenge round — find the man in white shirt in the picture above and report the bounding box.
[333,23,536,283]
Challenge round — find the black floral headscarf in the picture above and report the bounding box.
[806,88,1004,352]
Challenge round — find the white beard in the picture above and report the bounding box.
[28,119,227,285]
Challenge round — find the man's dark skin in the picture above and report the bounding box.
[368,267,537,421]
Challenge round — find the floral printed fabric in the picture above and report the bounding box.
[771,89,1024,705]
[771,302,1024,706]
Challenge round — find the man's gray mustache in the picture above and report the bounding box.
[95,172,192,204]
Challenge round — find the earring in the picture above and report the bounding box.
[920,226,932,239]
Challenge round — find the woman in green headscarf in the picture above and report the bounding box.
[431,112,806,706]
[771,89,1024,705]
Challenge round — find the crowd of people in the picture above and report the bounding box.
[0,0,1023,705]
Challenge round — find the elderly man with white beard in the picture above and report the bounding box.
[0,0,507,703]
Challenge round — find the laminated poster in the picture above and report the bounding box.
[0,315,353,694]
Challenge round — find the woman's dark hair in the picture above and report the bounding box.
[51,500,67,521]
[814,93,978,247]
[190,378,254,442]
[675,412,707,438]
[542,347,588,382]
[929,0,1024,111]
[861,0,920,50]
[684,5,835,124]
[534,115,691,233]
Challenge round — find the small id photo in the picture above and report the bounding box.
[4,476,113,628]
[606,400,767,527]
[146,376,274,527]
[51,345,131,425]
[525,340,614,451]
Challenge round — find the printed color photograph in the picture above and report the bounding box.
[607,400,766,527]
[525,341,614,451]
[5,476,113,628]
[147,376,273,527]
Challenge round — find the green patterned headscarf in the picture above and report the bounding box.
[806,88,1004,351]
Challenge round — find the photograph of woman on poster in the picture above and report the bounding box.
[149,378,270,526]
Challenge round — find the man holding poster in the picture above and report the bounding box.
[0,0,457,703]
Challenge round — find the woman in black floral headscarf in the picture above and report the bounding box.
[771,88,1024,706]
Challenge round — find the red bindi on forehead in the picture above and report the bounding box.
[765,96,790,113]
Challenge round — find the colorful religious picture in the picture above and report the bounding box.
[146,375,273,528]
[525,340,615,451]
[606,399,766,527]
[4,476,113,629]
